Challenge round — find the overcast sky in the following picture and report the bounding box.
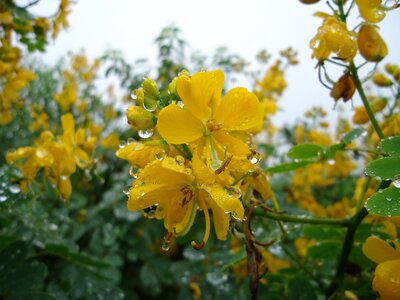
[27,0,400,128]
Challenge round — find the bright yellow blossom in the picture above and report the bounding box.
[310,14,357,62]
[157,70,263,170]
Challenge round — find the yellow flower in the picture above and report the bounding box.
[157,70,263,170]
[362,237,400,300]
[355,0,386,23]
[127,155,244,246]
[310,15,357,62]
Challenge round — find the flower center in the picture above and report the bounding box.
[180,186,194,207]
[206,119,223,132]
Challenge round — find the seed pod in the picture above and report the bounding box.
[372,73,392,87]
[330,74,356,102]
[372,98,387,113]
[358,24,388,62]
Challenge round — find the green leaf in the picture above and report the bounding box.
[379,136,400,156]
[302,225,344,240]
[264,161,310,174]
[341,127,367,144]
[307,242,341,260]
[364,157,400,180]
[287,144,324,160]
[0,241,48,295]
[365,186,400,217]
[323,143,345,159]
[288,277,317,300]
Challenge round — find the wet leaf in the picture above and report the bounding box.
[365,186,400,217]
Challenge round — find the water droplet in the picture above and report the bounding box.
[127,137,135,144]
[129,166,138,178]
[178,101,184,108]
[9,185,20,194]
[119,140,127,148]
[0,195,7,202]
[361,130,368,137]
[138,129,153,139]
[123,186,131,195]
[175,155,185,165]
[161,241,170,251]
[35,148,47,158]
[393,175,400,188]
[155,149,166,161]
[247,151,261,164]
[328,159,335,165]
[130,90,137,100]
[225,186,242,198]
[61,175,68,180]
[387,197,392,202]
[140,191,146,197]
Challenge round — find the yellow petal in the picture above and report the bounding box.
[192,154,215,186]
[208,185,244,220]
[214,87,263,131]
[212,131,250,157]
[6,147,35,163]
[58,176,72,200]
[362,236,400,264]
[164,194,197,236]
[139,157,194,185]
[157,104,204,144]
[128,183,175,211]
[176,70,223,122]
[372,259,400,300]
[74,148,90,169]
[61,113,75,136]
[200,189,230,240]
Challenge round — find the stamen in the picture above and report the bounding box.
[215,153,233,174]
[191,197,210,250]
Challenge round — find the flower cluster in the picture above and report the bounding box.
[6,113,94,199]
[117,70,270,249]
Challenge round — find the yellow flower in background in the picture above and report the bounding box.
[157,70,263,170]
[362,237,400,300]
[310,14,357,62]
[355,0,386,23]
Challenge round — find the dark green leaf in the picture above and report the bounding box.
[341,127,367,144]
[307,242,341,260]
[287,144,324,160]
[379,136,400,156]
[288,277,317,300]
[264,161,310,174]
[364,157,400,180]
[365,186,400,217]
[302,225,344,240]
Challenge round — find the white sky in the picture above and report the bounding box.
[26,0,400,128]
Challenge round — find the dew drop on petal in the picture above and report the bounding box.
[175,155,185,165]
[225,186,242,198]
[123,186,131,195]
[119,140,127,148]
[247,151,261,164]
[155,149,166,161]
[138,129,153,139]
[130,89,137,100]
[161,241,170,251]
[127,137,135,144]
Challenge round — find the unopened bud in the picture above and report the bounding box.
[352,106,369,124]
[168,78,177,95]
[384,63,397,75]
[126,105,156,131]
[358,24,388,62]
[142,77,159,98]
[330,74,356,102]
[372,98,387,113]
[372,73,392,87]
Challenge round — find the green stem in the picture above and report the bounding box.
[254,210,350,226]
[355,177,371,211]
[326,207,368,297]
[349,62,385,139]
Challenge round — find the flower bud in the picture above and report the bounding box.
[126,105,156,131]
[393,68,400,82]
[358,24,388,62]
[134,88,145,106]
[372,98,387,113]
[142,77,159,99]
[352,106,369,124]
[372,73,392,87]
[384,63,397,75]
[330,74,356,102]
